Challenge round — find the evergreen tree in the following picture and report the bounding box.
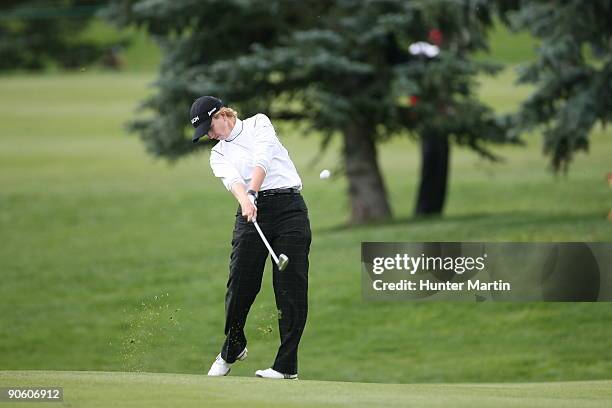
[105,0,513,223]
[394,1,515,216]
[501,1,612,171]
[0,1,113,71]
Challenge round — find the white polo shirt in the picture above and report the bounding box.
[209,114,302,192]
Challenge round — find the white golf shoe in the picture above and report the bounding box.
[207,348,248,376]
[255,368,298,380]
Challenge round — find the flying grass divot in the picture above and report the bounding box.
[121,293,182,372]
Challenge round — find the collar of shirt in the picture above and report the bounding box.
[226,118,244,142]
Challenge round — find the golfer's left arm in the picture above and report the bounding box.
[250,114,277,194]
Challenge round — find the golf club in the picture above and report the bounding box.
[253,220,289,271]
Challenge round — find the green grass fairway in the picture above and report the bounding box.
[1,68,612,385]
[1,371,611,408]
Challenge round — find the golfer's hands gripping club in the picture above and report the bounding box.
[241,193,257,223]
[231,168,264,223]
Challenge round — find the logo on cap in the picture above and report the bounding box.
[208,108,217,117]
[191,116,199,125]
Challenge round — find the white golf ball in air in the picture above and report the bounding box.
[319,169,331,179]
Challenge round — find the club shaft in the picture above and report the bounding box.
[253,220,280,264]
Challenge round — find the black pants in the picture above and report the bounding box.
[220,192,311,375]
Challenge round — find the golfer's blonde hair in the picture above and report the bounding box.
[213,106,238,119]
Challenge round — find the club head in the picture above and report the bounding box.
[278,254,289,271]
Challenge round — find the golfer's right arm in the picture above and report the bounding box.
[231,183,257,222]
[210,149,257,222]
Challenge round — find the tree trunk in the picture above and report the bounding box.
[342,125,392,223]
[415,133,449,216]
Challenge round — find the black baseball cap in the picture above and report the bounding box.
[189,96,223,143]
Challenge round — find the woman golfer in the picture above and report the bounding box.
[189,96,311,380]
